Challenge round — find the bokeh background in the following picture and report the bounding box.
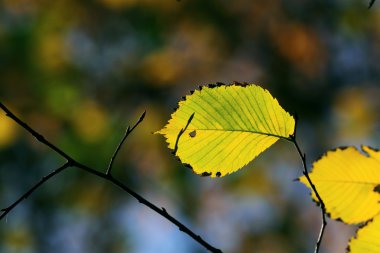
[1,0,380,252]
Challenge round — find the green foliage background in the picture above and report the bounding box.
[0,0,380,252]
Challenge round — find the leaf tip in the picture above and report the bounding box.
[153,128,164,135]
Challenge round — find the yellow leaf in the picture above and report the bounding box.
[156,83,295,177]
[299,146,380,224]
[348,215,380,253]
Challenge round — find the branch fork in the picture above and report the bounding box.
[289,115,327,253]
[0,102,221,253]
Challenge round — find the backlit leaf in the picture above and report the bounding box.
[348,216,380,253]
[156,83,295,177]
[299,146,380,224]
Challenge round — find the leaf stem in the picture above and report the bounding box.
[0,103,222,253]
[289,115,327,253]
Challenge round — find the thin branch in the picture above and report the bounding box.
[173,113,194,155]
[0,103,72,161]
[369,0,376,8]
[0,162,72,220]
[75,163,222,253]
[106,111,146,175]
[0,103,222,253]
[289,115,327,253]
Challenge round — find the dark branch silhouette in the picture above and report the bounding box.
[173,112,194,155]
[289,115,327,253]
[0,102,222,253]
[369,0,376,8]
[1,162,72,220]
[106,111,146,175]
[0,103,72,161]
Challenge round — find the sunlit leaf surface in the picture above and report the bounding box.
[157,83,295,177]
[349,215,380,253]
[299,146,380,224]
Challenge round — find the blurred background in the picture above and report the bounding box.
[1,0,380,252]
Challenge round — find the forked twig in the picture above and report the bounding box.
[289,114,327,253]
[0,162,72,220]
[369,0,376,8]
[0,102,222,253]
[106,111,146,175]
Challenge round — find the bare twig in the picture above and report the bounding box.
[0,162,72,220]
[369,0,376,8]
[106,111,146,175]
[75,163,222,253]
[289,115,327,253]
[0,102,222,253]
[173,113,194,155]
[0,103,72,161]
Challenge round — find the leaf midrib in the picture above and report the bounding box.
[179,128,291,140]
[314,179,380,185]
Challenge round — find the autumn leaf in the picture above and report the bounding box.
[300,146,380,252]
[299,146,380,224]
[156,83,295,177]
[348,215,380,253]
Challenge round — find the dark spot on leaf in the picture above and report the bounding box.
[216,172,221,177]
[233,81,249,87]
[216,82,226,87]
[374,185,380,193]
[208,83,217,88]
[183,163,192,169]
[190,90,194,94]
[201,172,211,177]
[189,130,196,138]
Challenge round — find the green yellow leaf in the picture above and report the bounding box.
[299,146,380,224]
[348,215,380,253]
[156,83,295,177]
